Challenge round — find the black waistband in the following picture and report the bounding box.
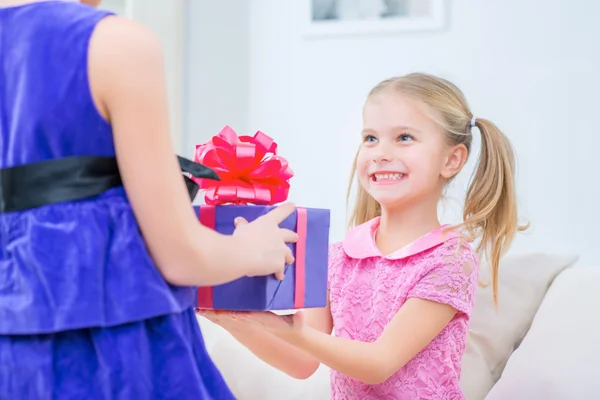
[0,155,219,213]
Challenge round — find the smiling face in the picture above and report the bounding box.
[356,90,464,211]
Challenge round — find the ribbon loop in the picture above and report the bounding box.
[177,156,220,201]
[192,126,294,206]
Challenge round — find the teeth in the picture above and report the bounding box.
[374,173,404,181]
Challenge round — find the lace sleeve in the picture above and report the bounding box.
[327,242,344,290]
[407,244,478,314]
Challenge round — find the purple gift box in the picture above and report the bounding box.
[194,205,330,311]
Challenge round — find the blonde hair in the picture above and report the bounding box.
[346,73,528,304]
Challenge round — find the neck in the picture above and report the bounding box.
[375,196,441,255]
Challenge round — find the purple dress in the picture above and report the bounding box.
[0,2,235,399]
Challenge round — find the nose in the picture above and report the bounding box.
[372,146,392,163]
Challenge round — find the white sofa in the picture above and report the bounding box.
[198,253,599,399]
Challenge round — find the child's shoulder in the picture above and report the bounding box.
[426,235,479,269]
[407,236,480,315]
[329,241,344,253]
[412,235,479,288]
[328,241,345,265]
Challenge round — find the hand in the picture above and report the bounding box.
[195,309,249,333]
[197,309,307,340]
[232,203,298,280]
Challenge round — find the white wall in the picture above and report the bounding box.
[100,0,185,152]
[183,0,250,158]
[131,0,185,153]
[185,0,600,266]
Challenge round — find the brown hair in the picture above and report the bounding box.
[346,73,528,304]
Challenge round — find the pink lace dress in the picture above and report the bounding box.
[327,218,479,399]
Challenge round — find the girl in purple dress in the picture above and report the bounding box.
[0,0,297,398]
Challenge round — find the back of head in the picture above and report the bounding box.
[347,72,528,303]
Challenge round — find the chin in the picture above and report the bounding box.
[368,192,407,208]
[368,185,425,208]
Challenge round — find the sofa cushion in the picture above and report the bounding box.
[460,253,578,400]
[485,267,600,399]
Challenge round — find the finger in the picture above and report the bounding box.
[198,309,225,318]
[261,203,296,224]
[195,310,217,322]
[197,309,220,319]
[280,228,298,243]
[234,217,249,227]
[284,246,295,265]
[293,310,306,327]
[274,269,285,281]
[280,314,295,326]
[230,311,252,321]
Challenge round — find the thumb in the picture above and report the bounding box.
[234,217,249,227]
[293,310,306,327]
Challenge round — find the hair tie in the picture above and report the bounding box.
[470,115,478,128]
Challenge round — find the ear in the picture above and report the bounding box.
[441,144,468,179]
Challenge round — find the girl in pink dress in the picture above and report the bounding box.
[198,73,527,399]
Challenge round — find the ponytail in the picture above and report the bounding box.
[460,118,528,305]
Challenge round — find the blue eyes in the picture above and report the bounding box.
[363,134,413,143]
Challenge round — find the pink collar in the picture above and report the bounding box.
[342,217,461,260]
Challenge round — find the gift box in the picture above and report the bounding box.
[191,126,330,311]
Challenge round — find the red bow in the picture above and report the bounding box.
[192,126,294,205]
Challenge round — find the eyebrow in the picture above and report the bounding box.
[361,126,421,135]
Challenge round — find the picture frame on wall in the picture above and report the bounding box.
[304,0,448,38]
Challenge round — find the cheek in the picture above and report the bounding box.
[398,147,431,171]
[401,148,425,168]
[405,148,445,181]
[355,149,371,182]
[356,149,370,172]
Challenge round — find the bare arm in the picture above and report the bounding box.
[272,257,477,384]
[286,298,457,384]
[88,16,295,286]
[200,294,334,379]
[205,297,456,384]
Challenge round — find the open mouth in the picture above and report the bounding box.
[371,172,406,182]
